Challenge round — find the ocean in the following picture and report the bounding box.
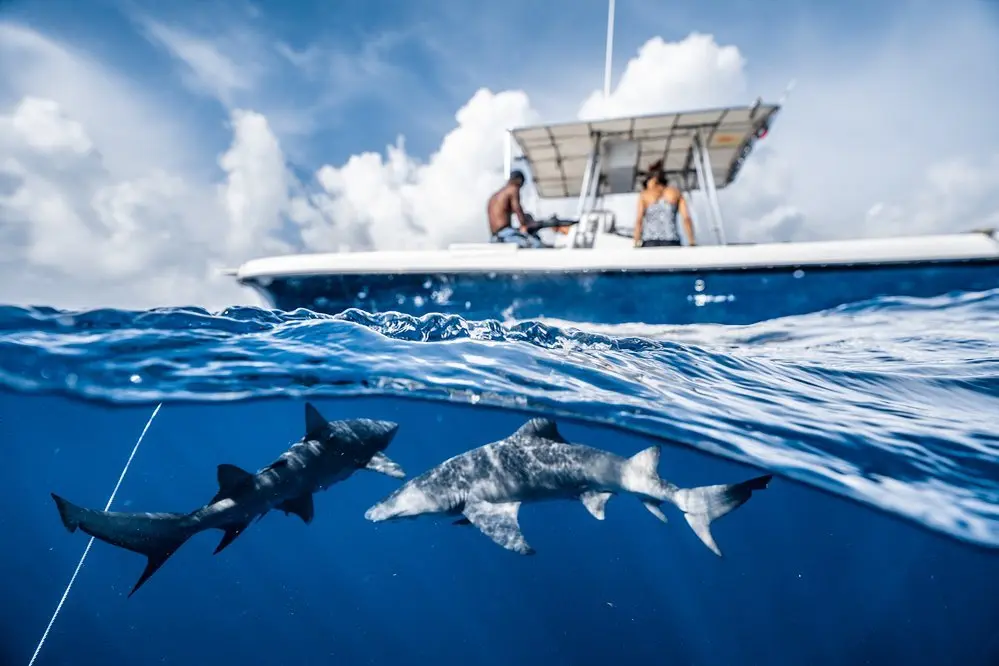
[1,289,998,666]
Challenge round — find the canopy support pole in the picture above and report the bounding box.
[567,133,602,249]
[691,132,727,245]
[698,132,728,245]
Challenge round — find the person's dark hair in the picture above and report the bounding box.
[509,170,525,185]
[641,160,667,189]
[642,168,669,189]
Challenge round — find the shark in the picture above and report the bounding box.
[365,417,771,557]
[50,402,406,597]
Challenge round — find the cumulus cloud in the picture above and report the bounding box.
[300,88,539,251]
[578,33,748,120]
[0,24,307,310]
[863,155,999,237]
[718,4,999,243]
[0,95,296,310]
[1,4,998,311]
[218,110,294,258]
[0,24,199,176]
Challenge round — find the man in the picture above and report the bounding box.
[487,170,544,248]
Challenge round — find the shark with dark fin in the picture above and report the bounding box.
[51,403,405,597]
[365,417,771,557]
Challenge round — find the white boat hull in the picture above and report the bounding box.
[232,231,999,325]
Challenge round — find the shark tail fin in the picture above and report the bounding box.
[670,474,772,557]
[51,493,197,597]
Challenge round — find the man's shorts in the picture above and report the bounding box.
[491,226,544,248]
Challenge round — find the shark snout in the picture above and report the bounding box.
[372,420,400,447]
[346,418,401,449]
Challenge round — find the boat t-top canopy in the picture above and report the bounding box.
[505,100,780,246]
[509,101,780,199]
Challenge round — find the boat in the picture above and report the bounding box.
[227,100,999,326]
[226,1,999,326]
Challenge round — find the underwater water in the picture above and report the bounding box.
[1,289,998,666]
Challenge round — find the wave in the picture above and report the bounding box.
[1,289,997,551]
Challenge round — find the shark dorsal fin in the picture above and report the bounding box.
[305,402,328,438]
[513,417,566,443]
[259,458,289,474]
[218,463,253,490]
[211,464,254,504]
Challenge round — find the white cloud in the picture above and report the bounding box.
[0,26,306,310]
[8,97,93,155]
[301,88,539,251]
[578,33,747,120]
[136,16,424,142]
[140,20,259,107]
[0,23,199,177]
[718,4,999,243]
[1,4,998,311]
[864,155,999,238]
[218,110,294,258]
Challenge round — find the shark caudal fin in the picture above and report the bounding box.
[622,446,772,555]
[51,493,197,597]
[670,474,772,556]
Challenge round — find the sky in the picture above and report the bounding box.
[1,0,998,311]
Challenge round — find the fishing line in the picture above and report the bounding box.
[27,402,163,666]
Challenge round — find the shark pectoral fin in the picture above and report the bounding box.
[214,521,251,555]
[365,451,405,479]
[211,464,254,504]
[462,501,534,555]
[304,402,328,438]
[642,500,668,523]
[580,491,613,520]
[278,493,315,524]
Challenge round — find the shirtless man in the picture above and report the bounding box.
[487,170,543,248]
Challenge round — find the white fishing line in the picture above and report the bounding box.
[27,402,163,666]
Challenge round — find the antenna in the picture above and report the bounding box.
[603,0,615,99]
[778,79,797,105]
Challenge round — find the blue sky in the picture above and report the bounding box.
[1,0,998,310]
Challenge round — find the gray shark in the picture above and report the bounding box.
[365,417,771,556]
[51,402,405,597]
